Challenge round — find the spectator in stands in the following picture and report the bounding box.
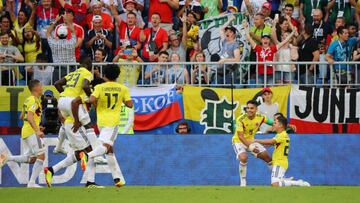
[297,24,319,84]
[117,0,144,26]
[36,0,59,62]
[272,15,298,44]
[148,0,179,32]
[182,11,199,58]
[55,8,84,61]
[249,13,272,45]
[191,52,212,85]
[261,1,273,27]
[177,0,204,21]
[167,53,190,85]
[26,53,54,85]
[85,15,113,61]
[167,32,186,62]
[113,45,142,87]
[219,5,238,15]
[112,9,141,50]
[144,51,169,84]
[348,23,357,37]
[317,42,329,85]
[217,15,241,84]
[201,0,222,19]
[9,2,35,51]
[352,40,360,84]
[241,0,267,25]
[258,87,278,133]
[86,1,114,31]
[22,26,42,63]
[326,26,357,85]
[282,4,299,31]
[0,32,24,86]
[312,9,331,44]
[244,20,296,85]
[176,121,190,134]
[139,12,168,62]
[58,0,88,28]
[299,0,328,24]
[327,0,353,25]
[99,0,119,15]
[0,15,16,45]
[92,48,106,87]
[326,17,345,47]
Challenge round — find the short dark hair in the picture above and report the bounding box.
[276,116,288,128]
[304,23,314,36]
[127,11,137,18]
[28,79,41,92]
[255,13,265,19]
[158,51,169,57]
[0,31,9,37]
[274,112,284,118]
[103,64,120,81]
[337,26,348,35]
[36,53,48,62]
[246,100,258,106]
[284,4,294,10]
[95,48,106,57]
[79,56,93,70]
[152,12,161,19]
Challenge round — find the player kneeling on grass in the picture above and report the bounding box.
[252,116,310,187]
[79,64,133,188]
[232,100,273,187]
[0,80,45,188]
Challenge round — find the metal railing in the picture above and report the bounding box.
[0,61,359,88]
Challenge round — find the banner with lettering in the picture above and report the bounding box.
[289,85,360,133]
[183,86,291,134]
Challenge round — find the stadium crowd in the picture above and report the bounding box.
[0,0,360,86]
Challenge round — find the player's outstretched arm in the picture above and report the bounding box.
[254,139,276,146]
[71,97,83,133]
[54,78,67,93]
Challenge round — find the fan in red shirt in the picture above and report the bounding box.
[244,20,296,84]
[86,1,114,31]
[148,0,179,31]
[55,8,84,61]
[139,13,168,62]
[57,0,88,27]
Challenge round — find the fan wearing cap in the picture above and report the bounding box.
[55,8,84,61]
[58,0,88,27]
[244,19,296,85]
[85,15,113,61]
[260,1,273,27]
[220,5,238,15]
[86,0,114,31]
[258,88,279,133]
[46,14,77,63]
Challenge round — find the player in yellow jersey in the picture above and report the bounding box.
[0,80,45,188]
[254,116,310,187]
[78,64,133,188]
[232,100,273,186]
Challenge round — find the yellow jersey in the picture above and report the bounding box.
[64,94,89,125]
[60,67,93,98]
[92,81,131,127]
[21,96,42,139]
[232,113,270,144]
[117,59,140,87]
[272,131,290,170]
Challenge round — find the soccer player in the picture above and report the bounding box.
[0,80,45,188]
[254,116,310,187]
[232,100,273,186]
[79,64,133,187]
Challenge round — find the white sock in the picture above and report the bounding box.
[279,180,303,187]
[52,153,77,173]
[8,155,29,163]
[54,125,66,150]
[239,162,247,183]
[106,154,124,181]
[86,158,95,183]
[29,159,44,184]
[267,161,273,171]
[88,145,107,158]
[85,128,98,148]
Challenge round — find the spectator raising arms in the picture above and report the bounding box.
[148,0,179,32]
[58,0,88,27]
[117,0,144,27]
[86,1,114,31]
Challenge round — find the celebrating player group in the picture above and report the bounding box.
[0,55,310,187]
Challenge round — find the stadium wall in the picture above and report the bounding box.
[1,134,359,186]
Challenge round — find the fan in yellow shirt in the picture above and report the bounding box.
[232,100,273,186]
[79,64,133,188]
[0,80,45,188]
[254,116,310,187]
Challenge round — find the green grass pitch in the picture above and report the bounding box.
[1,186,359,203]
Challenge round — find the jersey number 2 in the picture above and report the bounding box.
[105,93,119,109]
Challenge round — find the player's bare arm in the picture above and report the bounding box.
[124,100,133,109]
[71,96,83,133]
[19,112,24,120]
[82,79,92,97]
[254,139,276,146]
[27,111,44,138]
[54,78,67,93]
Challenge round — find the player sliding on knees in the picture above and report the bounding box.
[0,80,45,188]
[252,116,310,187]
[232,100,273,187]
[78,64,133,188]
